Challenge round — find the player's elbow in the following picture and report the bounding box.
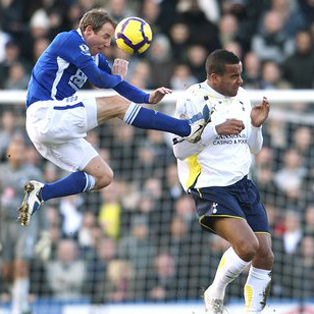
[250,144,262,155]
[173,147,187,161]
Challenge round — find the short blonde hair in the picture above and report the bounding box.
[79,8,116,33]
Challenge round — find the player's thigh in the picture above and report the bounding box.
[96,95,131,123]
[83,155,113,189]
[33,138,99,173]
[26,97,98,143]
[213,217,259,252]
[253,232,274,270]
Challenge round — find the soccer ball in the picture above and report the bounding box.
[115,17,153,55]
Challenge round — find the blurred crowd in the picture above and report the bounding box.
[1,0,314,306]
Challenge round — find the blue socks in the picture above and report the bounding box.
[123,103,191,137]
[41,171,95,201]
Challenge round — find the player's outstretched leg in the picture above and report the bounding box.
[123,103,211,144]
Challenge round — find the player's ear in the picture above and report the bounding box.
[211,73,220,85]
[85,25,94,35]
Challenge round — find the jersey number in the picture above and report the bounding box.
[69,69,87,90]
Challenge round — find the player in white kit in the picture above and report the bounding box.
[173,49,273,314]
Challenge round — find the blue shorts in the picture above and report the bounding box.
[190,176,270,234]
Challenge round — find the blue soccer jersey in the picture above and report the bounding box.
[26,29,149,108]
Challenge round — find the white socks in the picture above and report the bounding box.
[12,278,30,314]
[245,266,272,313]
[206,247,250,300]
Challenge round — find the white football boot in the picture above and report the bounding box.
[18,180,44,226]
[204,288,228,314]
[173,105,211,145]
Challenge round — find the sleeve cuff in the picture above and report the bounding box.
[200,123,218,145]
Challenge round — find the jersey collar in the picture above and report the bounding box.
[202,80,235,100]
[76,28,85,41]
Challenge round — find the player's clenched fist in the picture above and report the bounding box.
[112,58,129,80]
[215,118,245,135]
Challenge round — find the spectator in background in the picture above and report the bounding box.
[0,110,18,160]
[66,2,84,29]
[170,63,198,91]
[251,10,295,64]
[298,0,314,28]
[0,26,11,63]
[148,34,175,87]
[59,195,84,238]
[32,37,50,66]
[0,41,22,88]
[25,145,44,168]
[46,238,86,300]
[267,0,307,37]
[260,61,291,90]
[186,44,208,81]
[98,180,123,239]
[272,210,303,298]
[20,9,51,61]
[0,0,26,38]
[128,60,154,89]
[148,252,177,301]
[223,40,243,60]
[293,235,314,298]
[263,118,289,152]
[178,0,220,50]
[304,205,314,235]
[169,22,191,63]
[86,236,117,303]
[218,13,240,48]
[108,121,137,181]
[140,0,163,35]
[106,0,134,21]
[292,126,314,169]
[282,30,314,89]
[146,129,174,163]
[118,216,157,299]
[163,163,185,206]
[274,149,307,200]
[222,0,268,52]
[105,259,135,301]
[242,51,262,89]
[4,62,29,90]
[133,141,163,184]
[174,194,198,234]
[253,146,282,207]
[0,137,46,314]
[78,211,97,249]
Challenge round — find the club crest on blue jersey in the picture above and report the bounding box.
[79,44,91,56]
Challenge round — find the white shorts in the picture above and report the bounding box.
[26,96,99,172]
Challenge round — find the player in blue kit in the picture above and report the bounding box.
[19,8,210,226]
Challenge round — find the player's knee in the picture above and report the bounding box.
[94,168,114,190]
[98,96,130,120]
[258,248,274,269]
[236,238,259,261]
[265,250,274,268]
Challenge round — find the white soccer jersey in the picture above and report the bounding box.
[173,81,263,191]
